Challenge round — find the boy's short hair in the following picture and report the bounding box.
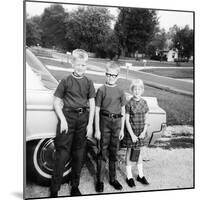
[72,49,88,63]
[106,61,120,73]
[129,79,144,93]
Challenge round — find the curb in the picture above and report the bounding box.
[144,81,193,97]
[123,69,193,97]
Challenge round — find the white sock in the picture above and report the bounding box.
[126,165,133,179]
[137,163,144,178]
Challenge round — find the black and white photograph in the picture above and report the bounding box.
[24,0,194,199]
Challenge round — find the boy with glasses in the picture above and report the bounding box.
[95,61,126,192]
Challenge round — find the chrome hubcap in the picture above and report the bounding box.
[38,139,55,172]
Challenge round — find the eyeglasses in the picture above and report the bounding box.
[106,72,118,78]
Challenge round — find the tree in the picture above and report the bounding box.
[172,25,193,59]
[64,6,113,52]
[114,8,158,57]
[26,16,42,46]
[146,28,167,57]
[95,30,119,59]
[168,25,180,39]
[40,4,68,50]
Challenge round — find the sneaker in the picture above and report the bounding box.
[50,191,58,198]
[71,186,82,196]
[109,180,123,190]
[136,175,149,185]
[126,178,136,187]
[95,181,104,192]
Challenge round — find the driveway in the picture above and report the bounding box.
[26,147,193,198]
[26,125,193,199]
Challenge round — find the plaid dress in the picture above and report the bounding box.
[124,97,149,147]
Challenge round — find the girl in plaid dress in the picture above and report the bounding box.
[124,79,149,187]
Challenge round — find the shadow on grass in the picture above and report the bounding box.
[148,137,194,150]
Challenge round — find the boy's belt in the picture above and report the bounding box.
[100,111,123,119]
[64,107,87,114]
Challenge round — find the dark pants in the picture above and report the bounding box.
[97,115,121,182]
[50,110,89,193]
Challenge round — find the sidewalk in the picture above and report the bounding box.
[120,65,193,71]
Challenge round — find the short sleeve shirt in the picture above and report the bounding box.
[95,84,126,114]
[125,97,149,136]
[54,74,95,109]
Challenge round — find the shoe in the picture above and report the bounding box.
[126,178,135,187]
[95,181,104,192]
[109,180,123,190]
[71,186,82,196]
[136,175,149,185]
[50,191,58,198]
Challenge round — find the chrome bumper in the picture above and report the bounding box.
[148,123,167,145]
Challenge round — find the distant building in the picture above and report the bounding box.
[156,48,178,62]
[166,49,178,61]
[134,51,145,60]
[189,56,193,61]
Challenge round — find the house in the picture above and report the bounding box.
[166,49,178,62]
[156,48,178,62]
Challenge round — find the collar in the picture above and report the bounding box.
[132,96,142,102]
[72,72,84,79]
[105,82,117,87]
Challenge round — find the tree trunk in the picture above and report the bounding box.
[121,48,126,57]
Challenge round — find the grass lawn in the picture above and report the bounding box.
[88,57,193,68]
[140,68,194,79]
[144,86,193,126]
[38,55,193,72]
[39,57,72,68]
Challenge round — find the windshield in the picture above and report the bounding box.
[26,48,58,90]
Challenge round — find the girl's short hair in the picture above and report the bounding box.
[72,49,88,63]
[129,79,144,93]
[106,61,120,73]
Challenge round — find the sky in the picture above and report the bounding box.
[26,1,193,31]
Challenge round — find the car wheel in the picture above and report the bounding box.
[26,138,71,186]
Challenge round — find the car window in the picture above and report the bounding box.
[26,48,58,90]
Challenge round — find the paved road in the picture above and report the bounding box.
[121,69,193,96]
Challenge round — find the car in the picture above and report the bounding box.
[150,55,167,61]
[26,47,167,185]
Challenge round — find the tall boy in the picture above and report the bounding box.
[95,61,126,192]
[50,49,95,197]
